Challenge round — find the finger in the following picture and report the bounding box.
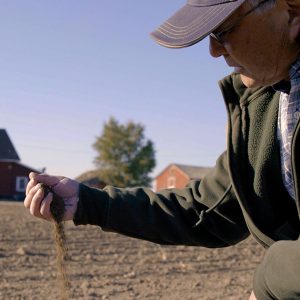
[29,186,46,218]
[29,172,38,180]
[40,192,54,221]
[26,178,37,196]
[24,182,42,209]
[249,291,257,300]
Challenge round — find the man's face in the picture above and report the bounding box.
[209,0,300,87]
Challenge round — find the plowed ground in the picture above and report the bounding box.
[0,201,265,300]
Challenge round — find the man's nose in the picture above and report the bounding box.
[209,36,227,57]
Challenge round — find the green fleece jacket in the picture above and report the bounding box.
[74,73,300,300]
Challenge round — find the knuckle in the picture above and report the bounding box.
[29,172,37,180]
[31,184,42,196]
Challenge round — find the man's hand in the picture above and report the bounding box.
[249,291,257,300]
[24,172,79,221]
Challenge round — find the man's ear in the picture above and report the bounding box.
[287,0,300,41]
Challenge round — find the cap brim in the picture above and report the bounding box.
[151,0,246,48]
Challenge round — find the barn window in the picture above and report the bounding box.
[16,176,28,192]
[167,176,176,188]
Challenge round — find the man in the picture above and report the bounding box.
[25,0,300,299]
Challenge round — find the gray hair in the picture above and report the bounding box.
[247,0,276,14]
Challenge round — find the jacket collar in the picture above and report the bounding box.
[218,73,275,106]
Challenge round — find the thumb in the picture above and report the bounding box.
[29,172,64,188]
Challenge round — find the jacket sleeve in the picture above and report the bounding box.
[253,238,300,299]
[73,151,249,247]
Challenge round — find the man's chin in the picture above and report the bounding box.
[240,74,261,88]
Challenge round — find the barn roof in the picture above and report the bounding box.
[0,129,20,161]
[175,164,212,179]
[156,163,212,179]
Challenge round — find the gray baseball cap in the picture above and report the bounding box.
[151,0,246,48]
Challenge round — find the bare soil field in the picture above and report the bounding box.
[0,201,265,300]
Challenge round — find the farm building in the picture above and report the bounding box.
[154,163,212,191]
[0,129,40,200]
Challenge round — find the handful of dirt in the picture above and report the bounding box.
[42,184,70,300]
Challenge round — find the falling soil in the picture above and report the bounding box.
[42,184,70,300]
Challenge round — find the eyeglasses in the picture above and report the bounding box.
[210,0,271,44]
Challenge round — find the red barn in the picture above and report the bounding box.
[0,129,39,200]
[154,163,212,191]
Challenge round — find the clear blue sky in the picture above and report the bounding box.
[0,1,232,180]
